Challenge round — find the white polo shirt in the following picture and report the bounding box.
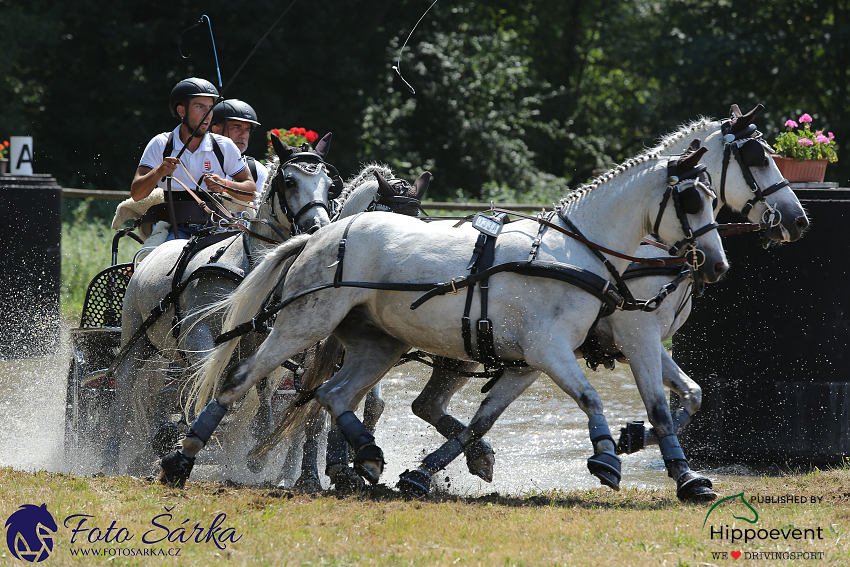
[138,125,247,192]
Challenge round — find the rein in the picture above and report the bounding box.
[173,179,282,245]
[489,208,688,267]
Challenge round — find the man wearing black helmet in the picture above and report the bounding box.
[131,78,256,239]
[210,99,268,200]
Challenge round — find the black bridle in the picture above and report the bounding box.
[650,161,719,272]
[272,152,344,234]
[719,120,790,225]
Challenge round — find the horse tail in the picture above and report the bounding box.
[187,234,312,418]
[248,335,345,460]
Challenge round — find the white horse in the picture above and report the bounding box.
[161,133,728,499]
[101,133,340,477]
[266,104,809,499]
[403,104,809,500]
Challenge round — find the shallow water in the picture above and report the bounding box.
[0,330,757,496]
[373,361,672,495]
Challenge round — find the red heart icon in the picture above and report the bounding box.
[731,551,741,559]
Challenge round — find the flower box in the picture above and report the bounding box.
[772,156,828,183]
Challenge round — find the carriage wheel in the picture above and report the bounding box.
[64,344,115,455]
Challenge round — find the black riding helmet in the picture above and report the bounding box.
[169,77,219,117]
[211,99,261,128]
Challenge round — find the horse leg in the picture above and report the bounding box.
[341,383,385,479]
[159,312,329,487]
[291,411,326,492]
[399,367,541,497]
[362,383,384,434]
[410,357,496,482]
[531,351,624,491]
[635,349,704,448]
[325,421,366,493]
[618,340,715,503]
[314,333,410,486]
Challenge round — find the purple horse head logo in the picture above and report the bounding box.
[5,504,57,562]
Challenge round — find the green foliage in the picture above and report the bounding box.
[60,199,139,320]
[360,3,569,202]
[3,0,850,202]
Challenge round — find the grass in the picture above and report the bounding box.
[61,199,141,321]
[1,466,847,566]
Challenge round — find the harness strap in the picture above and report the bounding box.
[215,258,626,346]
[492,208,687,267]
[475,236,498,366]
[527,214,551,262]
[105,263,245,380]
[332,213,365,287]
[462,233,486,357]
[246,156,259,182]
[652,186,674,237]
[557,210,638,308]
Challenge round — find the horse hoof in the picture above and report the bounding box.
[587,451,621,491]
[292,472,322,494]
[159,451,195,488]
[398,469,431,498]
[353,444,385,485]
[151,422,180,458]
[615,421,645,455]
[677,471,716,503]
[331,466,366,495]
[465,440,495,483]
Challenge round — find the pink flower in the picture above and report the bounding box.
[829,132,835,140]
[799,113,813,124]
[815,134,830,144]
[785,119,798,128]
[797,138,814,147]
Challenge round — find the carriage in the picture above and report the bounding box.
[63,224,305,465]
[65,227,142,450]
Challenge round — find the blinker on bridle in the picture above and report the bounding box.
[652,160,719,272]
[719,119,789,225]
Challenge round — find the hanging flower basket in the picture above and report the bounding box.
[772,156,828,183]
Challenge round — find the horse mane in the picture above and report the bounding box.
[257,154,280,203]
[556,116,716,209]
[335,162,395,207]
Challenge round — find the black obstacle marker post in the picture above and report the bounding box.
[0,137,62,359]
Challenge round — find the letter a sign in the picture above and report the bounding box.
[11,136,33,176]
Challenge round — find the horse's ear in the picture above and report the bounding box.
[730,104,743,118]
[678,144,708,173]
[729,103,765,135]
[271,133,296,161]
[375,172,395,197]
[314,132,332,161]
[687,139,701,153]
[412,172,431,200]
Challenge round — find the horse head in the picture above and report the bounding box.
[714,104,809,245]
[653,140,728,284]
[268,131,342,234]
[373,171,431,217]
